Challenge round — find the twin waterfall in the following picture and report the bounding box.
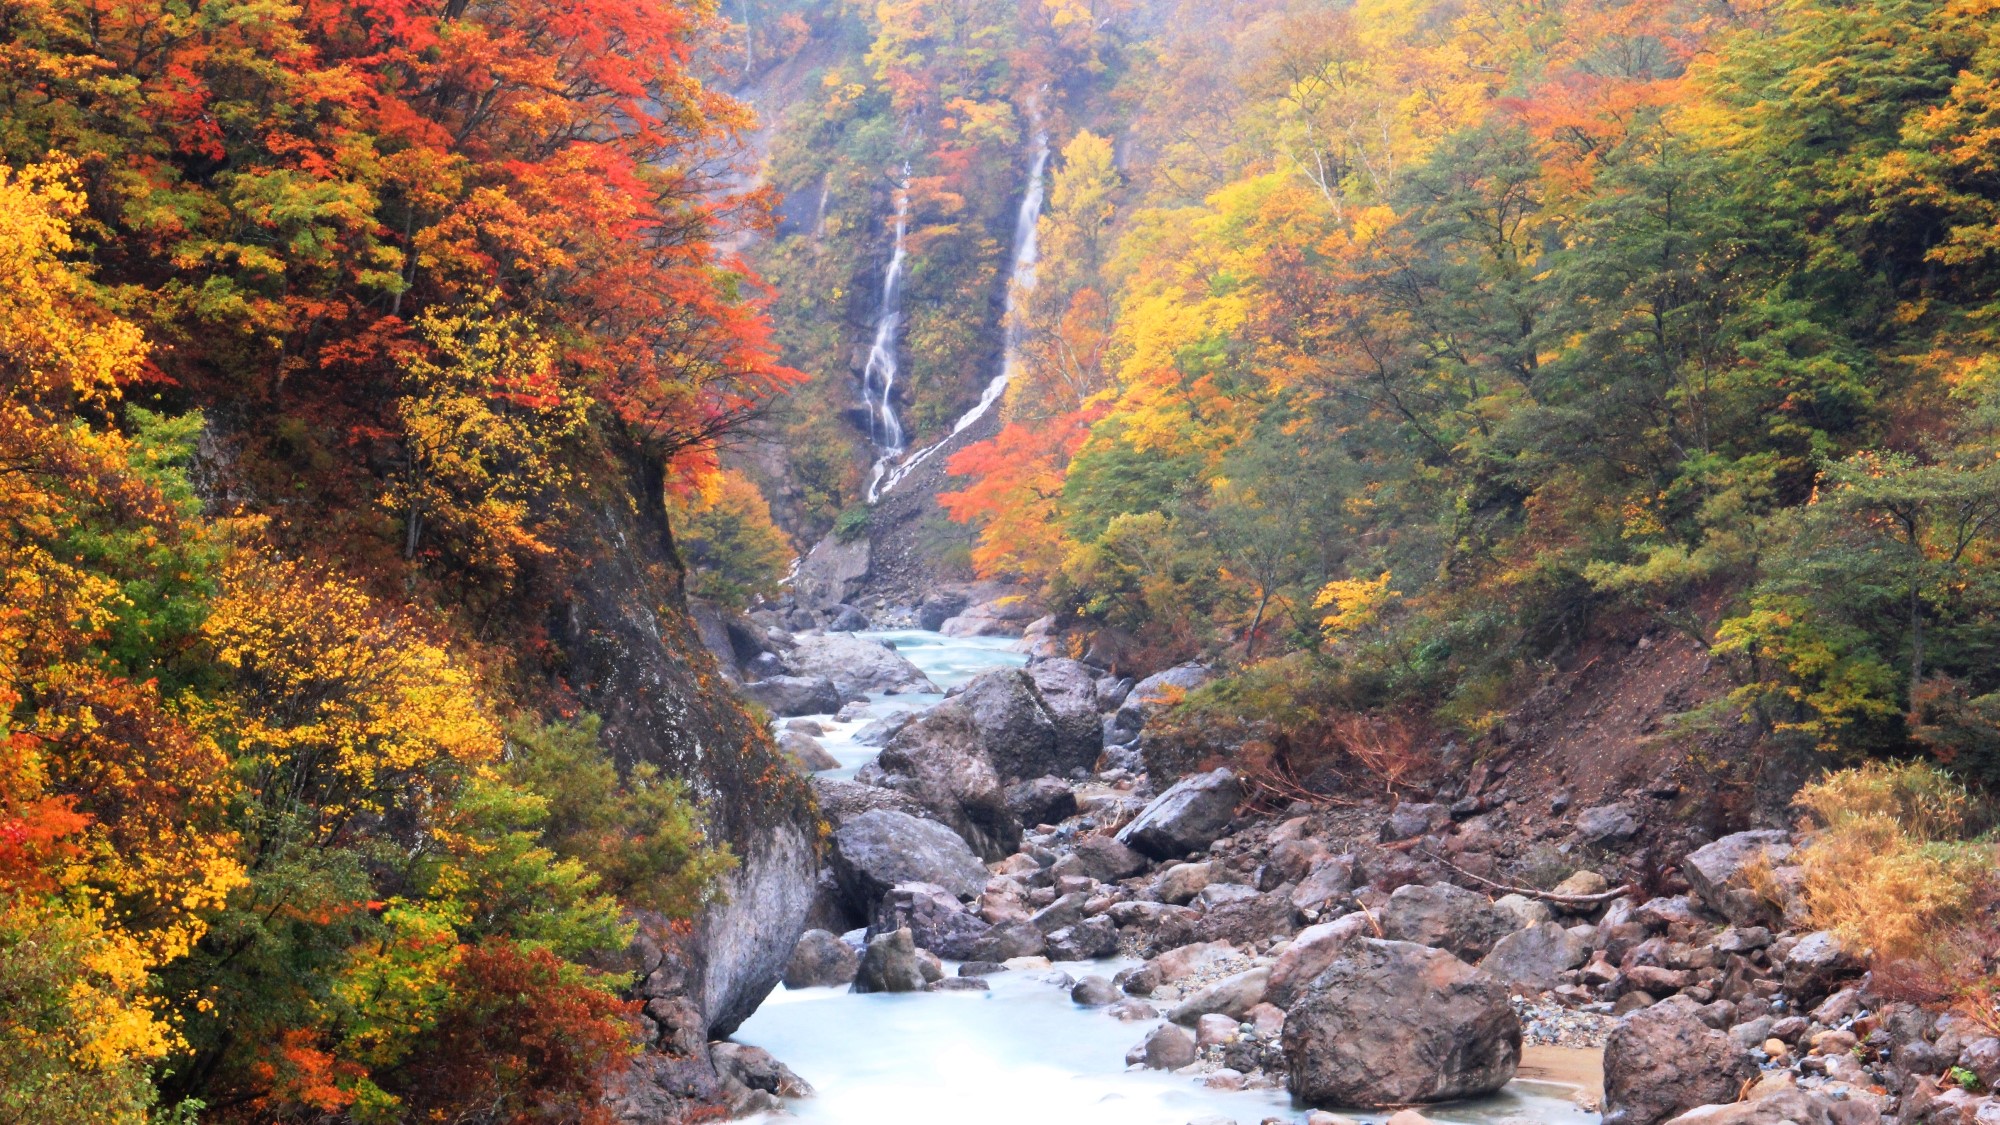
[865,131,1052,502]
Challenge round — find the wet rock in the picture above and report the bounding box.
[1046,916,1119,961]
[1106,998,1158,1021]
[1141,1023,1198,1069]
[824,604,870,632]
[1005,776,1078,827]
[782,631,935,695]
[1480,922,1590,991]
[1683,830,1794,927]
[710,1041,812,1112]
[968,919,1048,962]
[852,927,926,993]
[1378,883,1521,961]
[782,928,859,989]
[1072,975,1122,1006]
[1169,967,1271,1025]
[1283,938,1521,1106]
[739,674,841,717]
[778,730,840,772]
[828,808,990,912]
[1117,768,1244,859]
[869,881,992,960]
[1603,1001,1759,1125]
[926,976,991,992]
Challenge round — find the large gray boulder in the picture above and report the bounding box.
[869,882,993,960]
[1266,915,1372,1008]
[739,675,841,717]
[957,669,1092,780]
[852,926,926,993]
[828,808,990,913]
[1117,768,1243,859]
[1282,938,1520,1107]
[1377,883,1521,962]
[857,715,1018,861]
[783,632,938,695]
[1603,1001,1760,1125]
[694,820,818,1035]
[1683,830,1793,926]
[1479,921,1590,990]
[783,929,859,988]
[1024,658,1103,768]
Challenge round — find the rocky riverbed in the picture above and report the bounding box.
[688,609,2000,1125]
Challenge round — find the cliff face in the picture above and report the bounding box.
[549,449,819,1112]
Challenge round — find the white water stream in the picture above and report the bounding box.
[740,631,1602,1125]
[871,127,1053,500]
[861,168,913,500]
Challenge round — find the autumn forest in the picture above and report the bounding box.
[6,0,2000,1120]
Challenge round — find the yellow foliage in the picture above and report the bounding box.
[1794,761,1993,960]
[196,552,503,838]
[1314,571,1398,643]
[0,159,147,407]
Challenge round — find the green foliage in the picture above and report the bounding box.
[832,504,872,544]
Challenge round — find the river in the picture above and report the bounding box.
[739,630,1602,1125]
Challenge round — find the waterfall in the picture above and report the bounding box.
[861,168,912,500]
[873,129,1051,500]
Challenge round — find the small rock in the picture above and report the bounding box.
[783,928,860,989]
[1203,1068,1247,1091]
[1197,1012,1240,1047]
[1553,870,1612,897]
[1072,975,1121,1006]
[1576,803,1642,844]
[1142,1023,1198,1069]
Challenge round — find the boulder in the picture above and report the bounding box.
[1069,835,1149,882]
[709,1042,812,1114]
[777,730,840,772]
[869,882,992,960]
[1024,659,1103,768]
[1283,938,1521,1106]
[809,776,930,828]
[1072,975,1121,1006]
[1576,803,1643,844]
[1603,1001,1759,1125]
[1683,830,1793,926]
[1005,776,1078,827]
[738,675,841,717]
[1196,889,1300,946]
[858,720,1017,861]
[782,632,936,695]
[1479,922,1590,991]
[1117,769,1243,859]
[1151,862,1213,905]
[1110,662,1212,741]
[1168,967,1271,1025]
[1267,914,1372,1008]
[824,604,870,632]
[1782,930,1860,999]
[1378,883,1522,961]
[852,927,926,994]
[1046,916,1119,961]
[968,919,1047,962]
[1664,1091,1835,1125]
[782,929,859,988]
[918,592,969,632]
[957,669,1094,780]
[1140,1023,1198,1070]
[828,809,990,912]
[939,595,1041,637]
[1382,802,1445,843]
[794,535,870,609]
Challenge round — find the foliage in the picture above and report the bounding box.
[669,470,796,608]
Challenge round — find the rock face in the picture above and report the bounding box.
[695,820,818,1035]
[782,632,937,695]
[1283,938,1521,1107]
[828,809,990,913]
[1683,830,1794,926]
[852,927,927,993]
[739,674,841,717]
[1118,768,1243,859]
[1267,915,1371,1008]
[1603,1002,1760,1125]
[1377,882,1521,962]
[783,929,859,988]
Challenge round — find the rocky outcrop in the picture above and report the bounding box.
[1283,938,1520,1107]
[1118,768,1243,859]
[827,808,990,912]
[1603,1001,1760,1125]
[782,632,937,695]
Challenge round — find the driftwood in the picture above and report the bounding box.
[1418,847,1636,907]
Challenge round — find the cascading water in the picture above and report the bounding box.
[861,168,913,500]
[871,127,1052,500]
